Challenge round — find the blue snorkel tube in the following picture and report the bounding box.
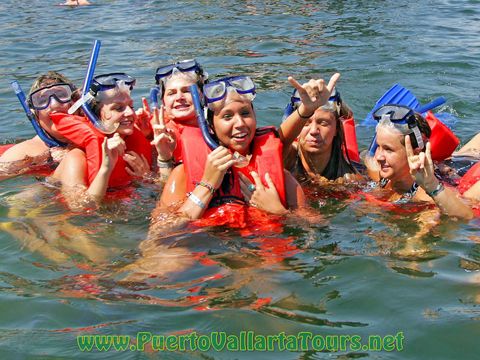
[190,84,218,150]
[10,81,66,148]
[72,40,116,134]
[150,86,160,108]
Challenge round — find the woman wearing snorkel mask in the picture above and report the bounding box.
[281,81,360,183]
[154,75,307,223]
[134,60,208,172]
[0,71,80,179]
[51,73,155,209]
[367,104,473,219]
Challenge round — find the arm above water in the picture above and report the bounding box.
[279,73,340,152]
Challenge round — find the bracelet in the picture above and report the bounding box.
[426,182,445,197]
[157,157,174,169]
[187,192,205,209]
[194,181,216,195]
[296,107,313,119]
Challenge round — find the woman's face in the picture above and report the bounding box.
[298,109,337,154]
[374,126,410,181]
[212,93,256,155]
[162,76,196,123]
[99,89,136,137]
[35,86,74,141]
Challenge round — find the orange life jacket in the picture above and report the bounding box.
[425,111,460,161]
[50,113,152,188]
[180,125,287,209]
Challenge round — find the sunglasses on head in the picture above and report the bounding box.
[155,59,203,84]
[90,73,136,96]
[29,83,74,110]
[203,76,256,107]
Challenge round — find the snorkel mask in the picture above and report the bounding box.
[203,76,256,110]
[150,59,208,108]
[282,87,341,121]
[373,104,424,150]
[28,83,75,110]
[11,81,68,148]
[70,72,136,134]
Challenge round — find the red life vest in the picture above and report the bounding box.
[181,125,287,209]
[0,144,14,156]
[458,161,480,195]
[50,113,152,188]
[341,116,360,163]
[425,111,460,161]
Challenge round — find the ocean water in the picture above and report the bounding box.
[0,0,479,359]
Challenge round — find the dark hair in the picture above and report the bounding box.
[319,112,357,180]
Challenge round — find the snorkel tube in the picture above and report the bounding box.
[150,86,160,108]
[10,81,66,148]
[190,84,218,150]
[71,40,117,134]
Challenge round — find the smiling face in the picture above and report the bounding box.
[298,108,337,155]
[162,74,197,124]
[212,92,256,155]
[374,126,411,182]
[98,88,136,137]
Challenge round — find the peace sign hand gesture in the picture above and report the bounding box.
[151,105,176,162]
[288,73,340,118]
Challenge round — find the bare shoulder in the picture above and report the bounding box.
[0,137,48,162]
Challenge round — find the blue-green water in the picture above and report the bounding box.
[0,1,479,359]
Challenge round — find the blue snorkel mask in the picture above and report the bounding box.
[150,59,208,108]
[10,81,68,148]
[282,87,341,121]
[367,104,425,157]
[203,76,256,110]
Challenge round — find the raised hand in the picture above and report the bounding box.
[239,171,287,215]
[405,136,438,192]
[288,73,340,117]
[202,146,236,190]
[151,105,176,162]
[105,133,126,170]
[135,97,154,139]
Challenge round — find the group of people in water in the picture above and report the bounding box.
[1,58,479,243]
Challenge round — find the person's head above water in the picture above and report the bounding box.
[155,59,208,125]
[285,87,357,180]
[205,76,257,156]
[27,71,78,139]
[89,72,137,137]
[374,104,431,182]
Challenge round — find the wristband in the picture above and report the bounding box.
[195,181,216,195]
[187,192,205,209]
[426,182,445,197]
[157,157,174,169]
[296,107,313,119]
